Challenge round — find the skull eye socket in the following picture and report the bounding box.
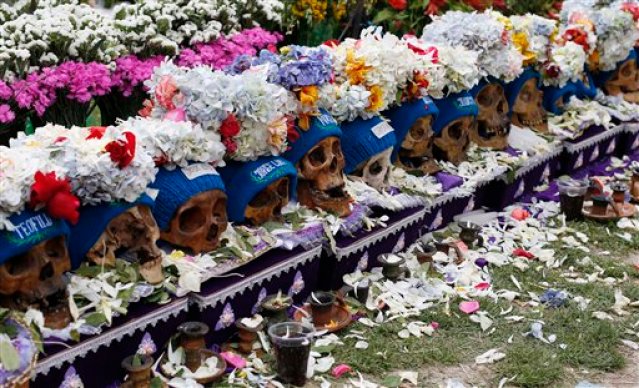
[249,189,273,208]
[497,99,507,114]
[276,178,289,198]
[178,206,206,232]
[410,125,425,139]
[4,254,37,276]
[308,146,326,167]
[477,91,492,106]
[44,237,66,259]
[368,160,384,176]
[519,89,531,102]
[621,62,633,77]
[447,121,464,140]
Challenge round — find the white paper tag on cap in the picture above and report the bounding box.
[182,163,219,180]
[145,188,159,200]
[371,121,394,139]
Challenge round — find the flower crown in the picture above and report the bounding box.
[0,143,75,230]
[144,61,296,161]
[12,124,156,206]
[319,27,422,122]
[509,14,558,67]
[117,116,226,169]
[401,36,480,98]
[422,10,524,83]
[228,45,333,129]
[562,4,639,70]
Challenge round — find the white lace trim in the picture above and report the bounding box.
[334,208,425,260]
[564,125,625,154]
[190,245,322,310]
[34,298,190,377]
[512,144,563,180]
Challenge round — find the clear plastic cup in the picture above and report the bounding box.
[557,179,588,220]
[268,322,314,386]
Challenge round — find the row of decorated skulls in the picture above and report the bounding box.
[1,50,638,331]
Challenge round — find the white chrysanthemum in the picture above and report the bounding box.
[422,10,524,81]
[590,8,638,70]
[117,116,226,169]
[318,82,371,123]
[146,61,295,161]
[0,146,66,230]
[510,14,558,65]
[544,42,588,87]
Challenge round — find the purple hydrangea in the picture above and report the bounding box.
[274,46,333,89]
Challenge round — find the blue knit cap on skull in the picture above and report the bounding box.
[68,194,155,269]
[282,109,342,165]
[149,164,226,231]
[592,50,637,90]
[575,69,598,100]
[543,82,578,115]
[504,67,541,117]
[340,115,397,174]
[384,97,439,162]
[218,156,298,223]
[432,91,479,135]
[0,209,70,264]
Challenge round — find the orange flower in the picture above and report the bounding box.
[299,85,319,107]
[345,50,370,85]
[367,85,384,112]
[298,113,311,130]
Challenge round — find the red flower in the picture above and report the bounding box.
[222,137,238,154]
[287,117,300,143]
[220,114,241,138]
[30,171,80,225]
[54,136,67,144]
[425,0,446,15]
[474,282,491,291]
[267,44,278,53]
[544,62,561,78]
[513,248,535,260]
[388,0,406,11]
[86,126,107,140]
[323,39,340,48]
[105,131,136,169]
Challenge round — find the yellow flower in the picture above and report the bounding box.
[512,32,536,66]
[332,1,347,21]
[291,0,327,22]
[497,14,513,31]
[298,85,319,107]
[280,46,291,55]
[168,250,185,260]
[345,50,370,85]
[367,85,384,112]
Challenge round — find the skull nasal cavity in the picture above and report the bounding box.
[40,262,54,281]
[179,207,206,232]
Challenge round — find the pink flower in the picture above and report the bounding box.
[0,104,15,123]
[155,75,179,110]
[164,108,186,122]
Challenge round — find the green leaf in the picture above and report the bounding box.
[84,313,107,327]
[372,9,395,24]
[74,264,102,278]
[70,329,80,343]
[381,375,402,387]
[0,339,20,371]
[132,354,142,368]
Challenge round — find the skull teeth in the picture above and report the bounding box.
[521,119,544,126]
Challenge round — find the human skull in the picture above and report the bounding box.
[86,205,164,284]
[395,116,440,175]
[0,236,71,329]
[511,78,548,133]
[351,148,393,191]
[471,83,510,149]
[161,190,227,254]
[604,59,639,104]
[297,137,352,217]
[245,177,290,226]
[433,116,473,165]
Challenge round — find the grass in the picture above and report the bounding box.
[323,217,639,387]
